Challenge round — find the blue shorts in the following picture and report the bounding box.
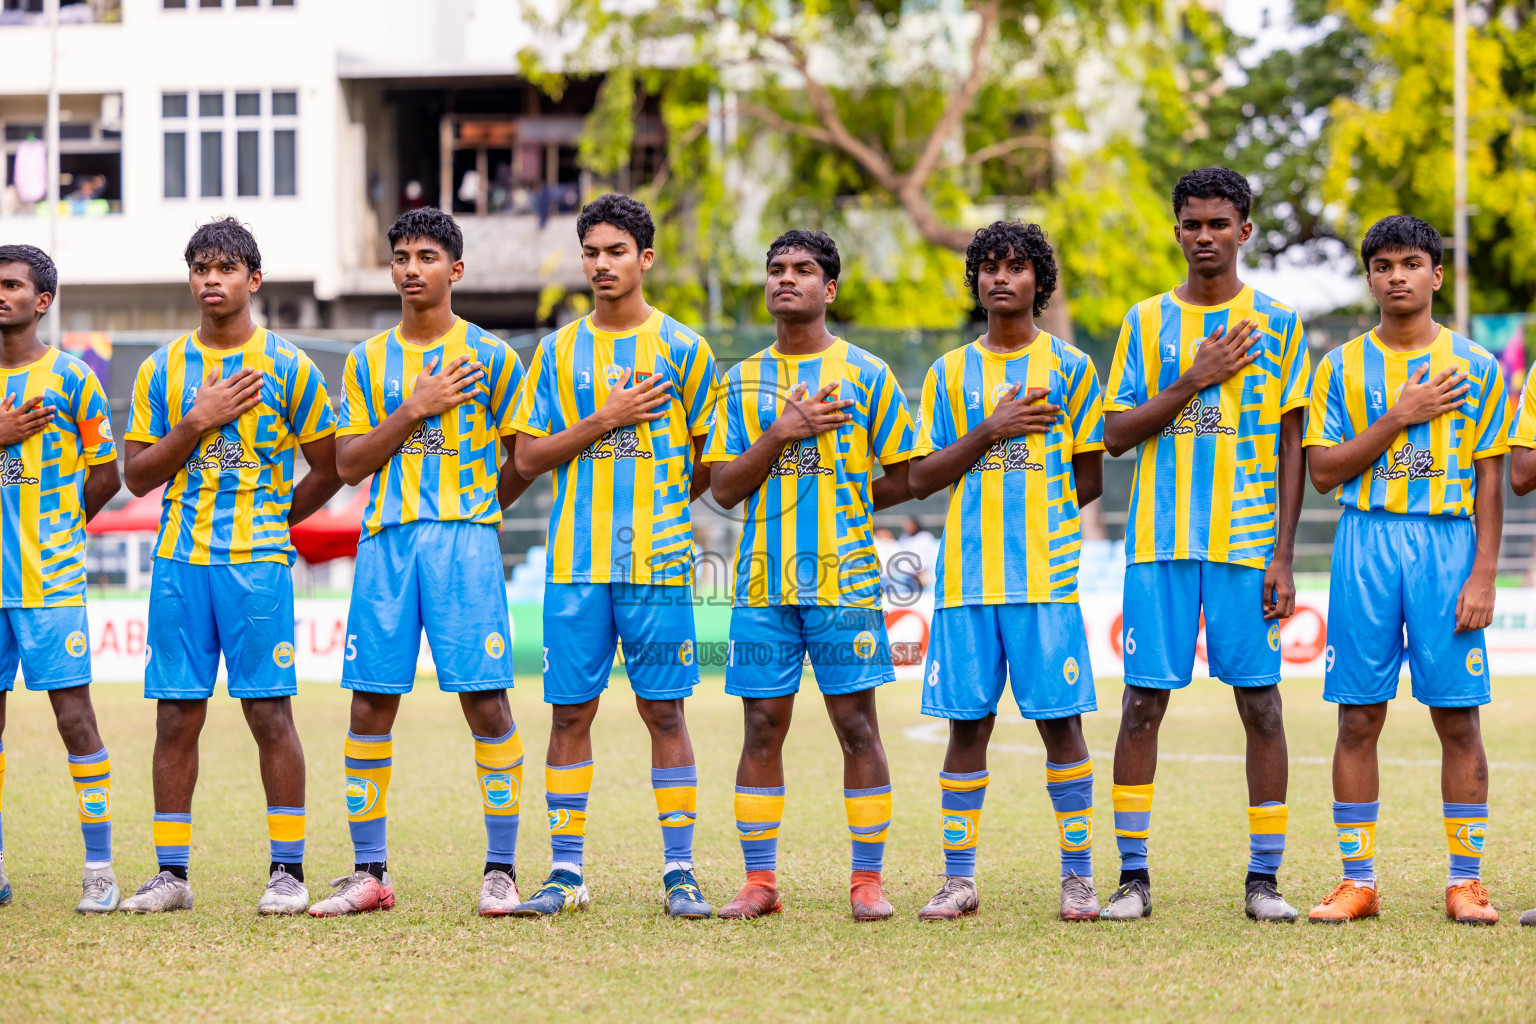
[1324,510,1488,708]
[543,582,698,704]
[725,605,894,699]
[146,559,296,700]
[921,603,1095,721]
[1122,560,1280,689]
[342,521,513,694]
[0,606,92,691]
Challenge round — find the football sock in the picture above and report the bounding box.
[651,764,697,866]
[345,732,391,864]
[474,726,523,867]
[1333,800,1378,884]
[1112,782,1153,876]
[845,785,892,873]
[1443,802,1488,882]
[69,747,112,864]
[269,861,305,883]
[546,760,593,876]
[153,812,191,871]
[484,861,514,878]
[1046,758,1094,878]
[734,785,784,872]
[266,805,304,871]
[1247,801,1287,879]
[939,769,988,877]
[355,862,387,882]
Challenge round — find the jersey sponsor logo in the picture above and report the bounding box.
[941,814,976,848]
[969,437,1043,474]
[397,424,454,457]
[1058,814,1092,850]
[1373,442,1443,482]
[770,439,832,478]
[1368,386,1386,413]
[386,378,402,400]
[965,388,982,410]
[1162,398,1233,439]
[577,369,593,390]
[188,436,259,473]
[0,452,38,486]
[77,786,110,819]
[603,363,628,389]
[480,772,518,810]
[548,808,573,832]
[678,639,694,666]
[1337,826,1372,860]
[580,425,652,462]
[1063,657,1079,685]
[272,642,295,668]
[485,632,505,659]
[1455,821,1486,854]
[65,631,88,657]
[1267,623,1281,651]
[851,630,876,660]
[1466,648,1485,676]
[345,777,379,817]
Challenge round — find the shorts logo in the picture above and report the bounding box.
[485,633,505,659]
[1337,826,1372,860]
[1466,648,1485,676]
[927,661,941,687]
[345,777,379,817]
[272,642,295,668]
[941,814,975,847]
[990,382,1017,404]
[77,786,110,819]
[1063,657,1079,685]
[65,631,88,658]
[1267,623,1281,651]
[852,631,876,660]
[548,808,572,832]
[1455,822,1486,854]
[1058,814,1092,850]
[603,363,627,389]
[480,772,518,810]
[678,639,694,666]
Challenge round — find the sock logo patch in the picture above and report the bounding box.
[1466,648,1485,676]
[1058,814,1092,849]
[345,777,379,816]
[548,808,572,832]
[480,772,518,809]
[736,825,769,838]
[1337,826,1373,859]
[941,814,975,847]
[1063,657,1079,685]
[1455,822,1486,854]
[851,631,876,660]
[678,639,694,666]
[77,786,110,818]
[65,631,87,657]
[661,811,691,824]
[272,642,295,668]
[485,632,505,659]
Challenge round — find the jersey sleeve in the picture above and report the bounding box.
[510,339,556,438]
[124,356,167,444]
[490,343,526,437]
[912,365,950,458]
[871,362,916,465]
[287,351,336,443]
[1102,310,1143,412]
[701,372,746,464]
[681,335,720,437]
[336,352,374,438]
[1510,376,1536,449]
[1472,355,1510,459]
[1069,355,1107,453]
[1279,315,1312,413]
[1302,353,1344,449]
[76,368,117,465]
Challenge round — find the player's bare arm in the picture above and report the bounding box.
[871,459,911,511]
[688,434,711,503]
[123,368,263,495]
[288,434,342,527]
[513,368,672,479]
[1456,454,1504,633]
[1263,408,1305,620]
[709,381,852,508]
[496,434,532,509]
[1103,320,1258,457]
[1307,365,1469,494]
[82,458,121,523]
[1511,446,1536,495]
[1072,450,1104,507]
[0,394,55,444]
[909,384,1061,498]
[335,355,485,485]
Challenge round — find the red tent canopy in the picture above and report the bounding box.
[85,486,165,534]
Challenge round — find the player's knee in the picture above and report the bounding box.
[155,701,204,745]
[550,700,597,736]
[1336,706,1384,748]
[640,698,686,737]
[1120,688,1167,734]
[1238,692,1285,741]
[833,713,881,760]
[948,717,993,752]
[245,699,297,745]
[1433,710,1482,751]
[741,704,788,753]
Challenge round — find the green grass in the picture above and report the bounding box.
[1,677,1535,1023]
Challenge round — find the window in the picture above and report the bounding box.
[199,0,221,7]
[163,0,187,7]
[235,92,260,117]
[162,93,187,118]
[273,130,295,196]
[272,0,293,5]
[272,91,297,117]
[163,133,186,198]
[198,92,223,118]
[237,131,259,196]
[200,131,221,197]
[235,0,258,5]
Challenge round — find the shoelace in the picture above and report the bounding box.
[1321,882,1358,905]
[934,877,972,902]
[1250,880,1282,900]
[136,873,173,895]
[536,880,575,905]
[327,874,373,896]
[1458,881,1491,906]
[483,874,513,900]
[268,872,305,897]
[1109,880,1145,904]
[1062,874,1096,902]
[667,877,703,902]
[82,874,114,902]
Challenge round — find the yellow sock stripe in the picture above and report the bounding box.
[1045,759,1093,784]
[654,785,696,817]
[1445,817,1487,857]
[69,758,111,780]
[153,819,192,847]
[1111,783,1153,813]
[0,750,5,813]
[546,762,594,794]
[846,792,892,843]
[1248,804,1288,835]
[478,761,523,816]
[344,736,392,760]
[735,791,784,824]
[474,731,524,770]
[266,812,305,843]
[939,773,989,794]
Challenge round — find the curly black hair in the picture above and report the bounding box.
[184,216,262,273]
[388,206,464,262]
[766,229,840,282]
[577,192,655,251]
[0,244,57,299]
[1171,166,1252,222]
[964,221,1057,315]
[1361,214,1443,268]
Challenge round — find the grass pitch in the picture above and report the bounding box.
[1,676,1534,1023]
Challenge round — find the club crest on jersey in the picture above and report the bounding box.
[990,382,1017,404]
[94,418,113,442]
[942,814,976,848]
[1455,821,1486,854]
[1058,815,1092,850]
[1268,623,1281,651]
[1162,399,1233,439]
[771,439,833,478]
[78,786,110,819]
[481,772,518,810]
[851,631,876,660]
[484,633,505,659]
[678,639,694,666]
[1337,826,1372,860]
[1467,648,1485,676]
[548,808,573,832]
[969,437,1043,474]
[603,363,628,388]
[0,452,38,487]
[188,436,258,473]
[397,424,454,457]
[65,631,88,657]
[345,777,379,816]
[1063,657,1079,685]
[1373,442,1443,482]
[580,425,652,462]
[272,642,295,668]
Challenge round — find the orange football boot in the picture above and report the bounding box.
[1308,880,1380,923]
[850,870,894,921]
[1446,880,1498,925]
[718,870,782,920]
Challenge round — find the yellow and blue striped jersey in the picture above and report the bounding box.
[704,338,915,608]
[125,327,335,565]
[511,310,717,586]
[1104,286,1311,568]
[338,318,523,538]
[0,350,115,608]
[913,334,1105,608]
[1303,326,1508,515]
[1509,372,1536,449]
